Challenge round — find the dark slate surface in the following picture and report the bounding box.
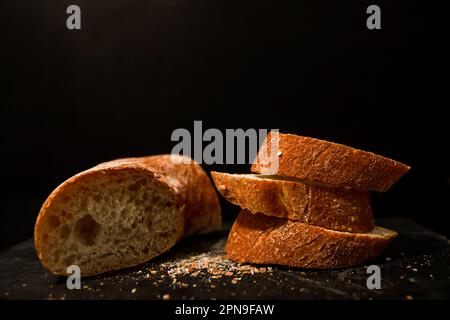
[1,218,449,300]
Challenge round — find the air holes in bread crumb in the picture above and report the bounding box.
[59,224,71,240]
[46,215,61,231]
[146,217,153,231]
[119,227,131,236]
[128,180,145,192]
[64,255,77,266]
[61,196,70,204]
[74,214,101,246]
[159,232,170,240]
[60,210,73,219]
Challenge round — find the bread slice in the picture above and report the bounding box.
[34,155,221,276]
[251,132,410,192]
[226,210,397,269]
[211,172,373,233]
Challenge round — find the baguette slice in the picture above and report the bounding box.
[251,132,410,192]
[226,210,397,269]
[212,172,373,232]
[34,155,221,276]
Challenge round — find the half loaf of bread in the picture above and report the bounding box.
[211,172,373,232]
[251,132,410,192]
[34,155,221,276]
[226,210,397,269]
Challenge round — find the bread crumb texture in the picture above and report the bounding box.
[35,169,181,276]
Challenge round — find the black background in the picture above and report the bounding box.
[1,0,449,251]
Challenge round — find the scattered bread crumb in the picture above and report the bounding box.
[150,240,270,288]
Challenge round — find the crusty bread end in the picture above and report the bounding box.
[34,155,221,276]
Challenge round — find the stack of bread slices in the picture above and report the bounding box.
[212,132,410,269]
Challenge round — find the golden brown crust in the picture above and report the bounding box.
[226,210,397,269]
[211,172,373,232]
[251,132,410,192]
[107,155,222,236]
[34,155,221,276]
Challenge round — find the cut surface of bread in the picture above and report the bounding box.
[226,210,397,269]
[34,155,221,276]
[211,172,373,232]
[251,132,410,192]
